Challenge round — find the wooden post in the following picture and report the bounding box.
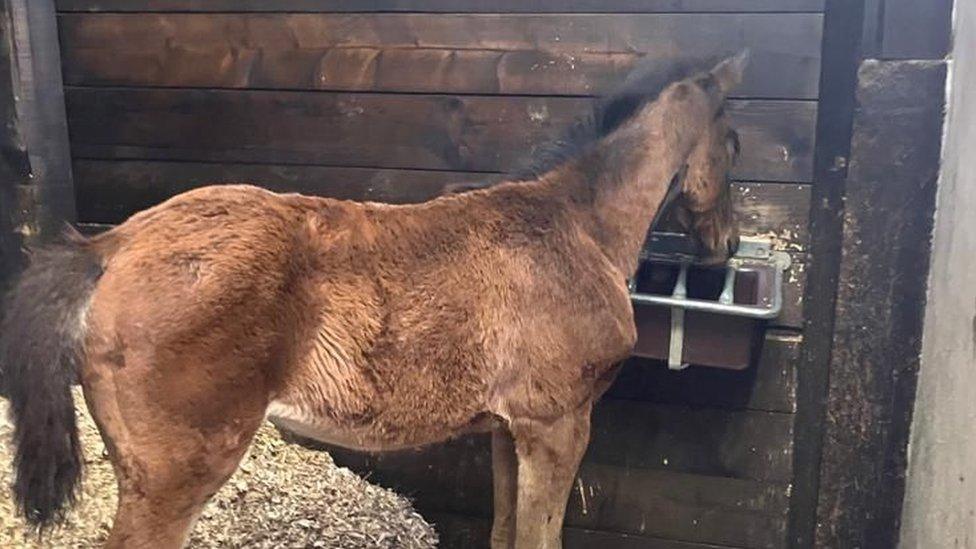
[798,1,952,548]
[787,0,865,544]
[0,0,74,287]
[0,0,27,287]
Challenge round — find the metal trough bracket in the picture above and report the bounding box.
[668,264,690,370]
[628,236,792,370]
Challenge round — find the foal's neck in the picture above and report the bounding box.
[554,97,712,277]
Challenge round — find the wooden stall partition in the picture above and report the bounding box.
[55,2,824,547]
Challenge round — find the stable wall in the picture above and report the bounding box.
[11,1,949,547]
[54,2,822,547]
[900,1,976,546]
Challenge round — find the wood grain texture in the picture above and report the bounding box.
[65,88,817,182]
[58,12,823,99]
[55,0,826,14]
[561,526,741,549]
[787,3,865,544]
[732,182,811,250]
[71,161,811,232]
[71,161,475,222]
[324,430,791,547]
[588,401,794,482]
[608,331,800,413]
[778,258,806,329]
[879,0,952,60]
[426,511,749,549]
[309,400,794,484]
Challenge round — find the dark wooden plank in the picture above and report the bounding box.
[423,512,493,549]
[859,0,884,57]
[55,0,826,14]
[607,331,800,413]
[570,464,788,547]
[323,436,493,519]
[814,60,945,549]
[65,88,818,182]
[732,182,810,251]
[71,161,475,222]
[327,438,790,547]
[588,401,794,483]
[880,0,952,60]
[424,511,742,549]
[58,13,823,99]
[563,526,740,549]
[778,255,806,329]
[787,1,867,544]
[71,160,811,233]
[317,401,794,484]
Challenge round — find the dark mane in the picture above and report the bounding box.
[510,57,724,182]
[439,56,727,196]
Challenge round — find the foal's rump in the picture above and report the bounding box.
[0,184,318,528]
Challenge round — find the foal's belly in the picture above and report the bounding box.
[265,399,496,452]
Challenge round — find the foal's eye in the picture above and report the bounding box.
[726,130,741,159]
[695,73,719,94]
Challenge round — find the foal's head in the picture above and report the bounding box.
[596,53,745,264]
[665,107,741,264]
[452,53,745,264]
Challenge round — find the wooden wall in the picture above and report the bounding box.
[0,0,26,290]
[54,2,825,547]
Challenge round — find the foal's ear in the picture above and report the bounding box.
[709,50,750,94]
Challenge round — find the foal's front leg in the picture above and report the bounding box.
[510,403,592,549]
[491,428,518,549]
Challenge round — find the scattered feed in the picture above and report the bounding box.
[0,390,438,548]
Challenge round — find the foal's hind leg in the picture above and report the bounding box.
[510,403,592,549]
[491,428,518,549]
[82,353,269,548]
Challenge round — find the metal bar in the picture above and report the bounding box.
[666,264,690,370]
[630,264,783,319]
[667,306,687,370]
[719,266,736,305]
[671,263,689,299]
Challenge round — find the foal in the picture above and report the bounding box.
[0,54,745,548]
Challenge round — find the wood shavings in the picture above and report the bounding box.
[1,390,437,548]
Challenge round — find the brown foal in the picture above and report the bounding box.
[0,54,745,548]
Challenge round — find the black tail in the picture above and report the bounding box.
[0,229,103,528]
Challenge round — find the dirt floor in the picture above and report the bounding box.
[0,390,438,548]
